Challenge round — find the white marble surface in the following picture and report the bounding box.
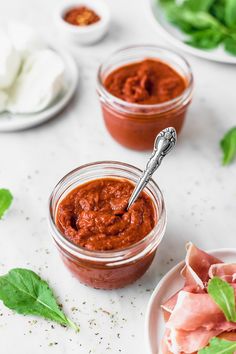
[0,0,236,353]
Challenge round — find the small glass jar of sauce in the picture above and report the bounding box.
[49,161,166,289]
[97,45,193,150]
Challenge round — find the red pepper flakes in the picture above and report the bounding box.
[64,6,100,26]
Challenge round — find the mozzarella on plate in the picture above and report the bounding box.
[7,22,45,57]
[0,30,21,89]
[7,49,65,114]
[0,91,8,112]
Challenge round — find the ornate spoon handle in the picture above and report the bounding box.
[127,127,177,210]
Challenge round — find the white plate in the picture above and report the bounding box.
[145,248,236,354]
[0,48,78,132]
[148,0,236,64]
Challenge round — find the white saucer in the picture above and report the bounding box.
[148,0,236,64]
[0,48,78,132]
[145,248,236,354]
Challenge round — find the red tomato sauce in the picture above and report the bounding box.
[104,59,186,105]
[56,178,156,251]
[100,59,190,150]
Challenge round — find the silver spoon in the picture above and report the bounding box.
[127,127,177,210]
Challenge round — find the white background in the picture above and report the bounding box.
[0,0,236,353]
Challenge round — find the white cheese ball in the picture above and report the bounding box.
[8,22,46,57]
[0,91,8,113]
[7,49,65,114]
[0,31,21,89]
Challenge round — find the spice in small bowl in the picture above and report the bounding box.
[55,0,110,45]
[64,6,100,27]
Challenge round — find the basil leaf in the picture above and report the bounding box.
[167,9,221,30]
[159,0,174,5]
[164,6,197,34]
[208,277,236,322]
[0,189,13,219]
[199,337,236,354]
[186,29,224,49]
[220,127,236,165]
[161,0,215,12]
[210,0,227,24]
[224,36,236,55]
[225,0,236,28]
[183,0,215,12]
[0,268,79,331]
[159,0,236,56]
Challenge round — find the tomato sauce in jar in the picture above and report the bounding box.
[49,162,166,289]
[56,178,156,251]
[104,59,186,105]
[97,46,193,150]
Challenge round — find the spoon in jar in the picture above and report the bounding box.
[127,127,177,210]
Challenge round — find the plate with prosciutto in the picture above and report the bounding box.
[146,243,236,354]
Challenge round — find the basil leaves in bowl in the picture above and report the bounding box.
[148,0,236,63]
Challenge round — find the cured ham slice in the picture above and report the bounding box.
[167,323,236,354]
[161,244,236,354]
[161,329,173,354]
[161,286,204,322]
[218,331,236,341]
[167,291,226,331]
[209,263,236,283]
[168,327,220,353]
[161,332,236,354]
[181,243,222,289]
[162,294,178,322]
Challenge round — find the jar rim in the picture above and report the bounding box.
[48,161,167,262]
[97,44,194,115]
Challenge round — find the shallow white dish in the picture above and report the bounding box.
[145,248,236,354]
[54,0,110,45]
[0,47,78,132]
[148,0,236,64]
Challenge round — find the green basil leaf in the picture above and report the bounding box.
[183,0,215,12]
[207,277,236,322]
[159,0,233,55]
[199,337,236,354]
[164,6,197,33]
[159,0,174,5]
[167,9,222,30]
[220,127,236,165]
[0,189,13,219]
[224,36,236,55]
[0,268,79,331]
[210,0,227,24]
[225,0,236,28]
[186,29,225,49]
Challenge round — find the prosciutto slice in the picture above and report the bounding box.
[181,243,222,289]
[161,330,173,354]
[209,263,236,283]
[161,244,236,354]
[161,330,236,354]
[167,324,236,354]
[219,332,236,341]
[161,285,201,322]
[167,291,227,331]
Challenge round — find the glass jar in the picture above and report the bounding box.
[97,45,193,151]
[49,161,166,289]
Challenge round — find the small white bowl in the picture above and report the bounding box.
[54,0,110,45]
